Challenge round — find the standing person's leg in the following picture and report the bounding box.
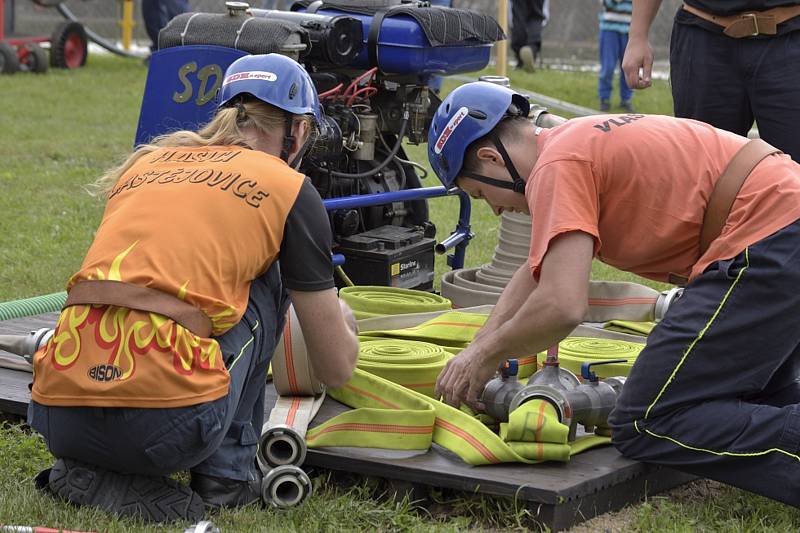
[610,220,800,506]
[617,32,633,110]
[190,263,290,506]
[510,0,529,66]
[669,15,753,135]
[141,0,162,51]
[746,32,800,162]
[598,29,616,110]
[518,0,544,72]
[163,0,191,22]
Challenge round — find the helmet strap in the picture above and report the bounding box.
[461,171,518,191]
[289,137,313,170]
[489,131,526,194]
[279,114,296,163]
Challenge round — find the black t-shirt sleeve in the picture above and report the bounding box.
[279,178,335,291]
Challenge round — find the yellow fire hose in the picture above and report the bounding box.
[540,337,645,378]
[338,285,452,319]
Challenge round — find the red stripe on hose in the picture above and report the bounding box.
[306,423,431,442]
[286,397,301,427]
[345,383,401,409]
[283,314,299,394]
[435,418,500,463]
[534,400,547,442]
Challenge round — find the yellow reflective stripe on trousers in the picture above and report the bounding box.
[632,248,800,461]
[643,248,749,421]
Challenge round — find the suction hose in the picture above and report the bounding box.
[56,3,144,58]
[0,292,65,321]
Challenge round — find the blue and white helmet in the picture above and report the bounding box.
[218,53,322,125]
[428,82,530,188]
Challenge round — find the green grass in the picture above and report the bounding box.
[1,55,797,531]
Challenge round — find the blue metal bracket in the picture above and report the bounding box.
[322,186,472,270]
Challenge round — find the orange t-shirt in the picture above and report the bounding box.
[526,114,800,282]
[32,146,307,407]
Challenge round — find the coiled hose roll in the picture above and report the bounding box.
[539,337,645,378]
[339,286,451,319]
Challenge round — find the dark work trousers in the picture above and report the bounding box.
[511,0,545,62]
[670,15,800,162]
[141,0,190,51]
[28,263,290,483]
[609,218,800,507]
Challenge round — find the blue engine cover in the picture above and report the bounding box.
[135,45,247,146]
[295,7,492,76]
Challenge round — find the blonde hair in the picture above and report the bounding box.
[91,99,315,195]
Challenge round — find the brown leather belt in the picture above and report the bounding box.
[64,280,213,338]
[682,3,800,38]
[668,139,780,286]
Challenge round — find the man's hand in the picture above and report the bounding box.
[434,345,498,410]
[622,36,654,90]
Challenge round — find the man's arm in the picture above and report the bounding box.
[289,288,359,388]
[622,0,663,90]
[472,262,538,344]
[435,231,594,408]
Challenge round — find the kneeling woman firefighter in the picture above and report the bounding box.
[28,54,359,521]
[429,81,800,508]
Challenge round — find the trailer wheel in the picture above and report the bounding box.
[0,42,20,74]
[19,43,49,73]
[50,22,88,69]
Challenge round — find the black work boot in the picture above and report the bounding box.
[190,472,262,509]
[47,458,205,523]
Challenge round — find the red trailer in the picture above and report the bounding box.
[0,0,88,74]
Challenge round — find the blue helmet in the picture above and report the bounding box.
[218,53,322,125]
[428,82,530,188]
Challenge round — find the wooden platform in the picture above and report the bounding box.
[0,314,694,531]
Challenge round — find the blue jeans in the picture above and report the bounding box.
[142,0,191,51]
[670,13,800,161]
[610,219,800,507]
[598,29,632,103]
[29,263,289,482]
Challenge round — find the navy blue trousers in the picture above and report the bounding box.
[29,263,289,482]
[670,14,800,161]
[610,219,800,507]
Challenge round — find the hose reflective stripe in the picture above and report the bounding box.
[585,281,662,322]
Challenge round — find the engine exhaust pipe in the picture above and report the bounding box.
[261,465,312,508]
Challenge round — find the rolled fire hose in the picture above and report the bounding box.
[272,306,610,467]
[441,211,682,326]
[338,286,452,320]
[542,337,645,378]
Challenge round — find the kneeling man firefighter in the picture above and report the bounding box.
[429,81,800,507]
[28,54,359,521]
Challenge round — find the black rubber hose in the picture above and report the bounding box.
[57,3,144,59]
[330,116,408,179]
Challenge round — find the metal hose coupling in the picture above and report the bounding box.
[184,521,221,533]
[258,424,307,469]
[482,359,627,439]
[655,287,684,321]
[0,328,54,362]
[261,465,312,509]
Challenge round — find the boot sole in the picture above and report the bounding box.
[519,46,536,73]
[48,458,205,523]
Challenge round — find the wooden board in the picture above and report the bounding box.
[0,314,694,531]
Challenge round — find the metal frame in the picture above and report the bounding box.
[323,186,473,271]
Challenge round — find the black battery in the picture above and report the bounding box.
[337,225,435,291]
